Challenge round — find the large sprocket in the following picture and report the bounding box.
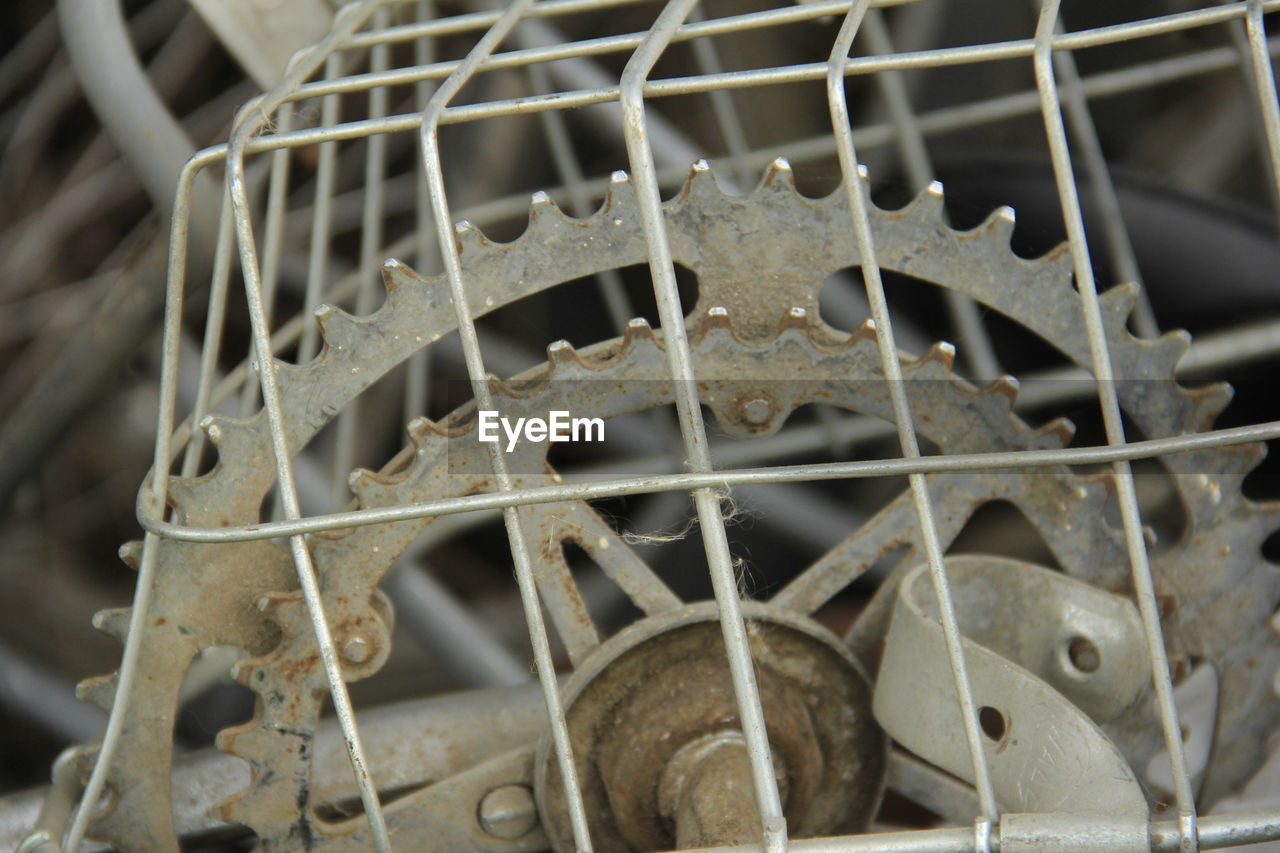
[77,161,1280,849]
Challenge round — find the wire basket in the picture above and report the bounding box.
[16,1,1280,851]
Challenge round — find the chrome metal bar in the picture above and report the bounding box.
[416,1,595,849]
[61,156,200,853]
[140,419,1280,544]
[861,6,1000,379]
[1045,9,1157,337]
[405,0,437,425]
[620,5,787,849]
[1245,0,1280,208]
[180,191,236,478]
[333,5,393,510]
[1034,3,1198,852]
[298,54,344,367]
[215,4,394,848]
[241,102,296,418]
[827,0,999,838]
[259,2,1280,117]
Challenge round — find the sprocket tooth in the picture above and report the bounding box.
[92,607,131,643]
[118,540,143,571]
[1034,416,1076,449]
[979,204,1017,244]
[527,190,571,235]
[1099,282,1141,326]
[381,257,424,292]
[165,477,200,515]
[851,317,879,345]
[778,306,811,333]
[986,375,1021,407]
[346,468,387,503]
[904,179,946,222]
[623,317,657,346]
[917,341,957,372]
[453,219,489,256]
[313,302,360,353]
[77,672,119,713]
[760,156,796,191]
[407,415,449,446]
[602,170,638,218]
[546,339,580,365]
[703,305,734,333]
[198,414,229,448]
[678,159,722,203]
[1188,381,1235,431]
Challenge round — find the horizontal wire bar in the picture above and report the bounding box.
[651,807,1280,852]
[139,419,1280,543]
[339,0,649,51]
[176,0,1280,160]
[290,1,853,102]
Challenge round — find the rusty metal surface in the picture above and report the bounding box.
[66,160,1280,847]
[535,601,886,852]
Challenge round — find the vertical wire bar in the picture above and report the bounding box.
[181,189,235,478]
[226,92,394,853]
[686,7,752,189]
[527,62,636,331]
[827,0,1000,837]
[619,3,787,849]
[1043,9,1158,338]
[1227,16,1280,234]
[298,54,343,366]
[1033,3,1197,852]
[405,0,436,424]
[861,7,1001,380]
[1245,0,1280,206]
[333,5,392,509]
[241,102,295,418]
[62,161,200,853]
[416,4,595,851]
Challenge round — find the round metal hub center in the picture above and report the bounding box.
[535,601,887,852]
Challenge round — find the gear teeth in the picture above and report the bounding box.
[919,341,956,371]
[1099,282,1140,325]
[454,220,489,255]
[904,179,946,221]
[547,339,579,365]
[313,302,360,354]
[347,468,378,501]
[704,305,734,333]
[165,478,199,516]
[852,317,879,344]
[679,159,721,203]
[623,317,657,346]
[528,190,570,233]
[381,258,421,291]
[77,672,119,713]
[604,170,637,216]
[980,205,1018,244]
[1036,417,1076,448]
[92,607,132,643]
[407,415,449,445]
[1189,382,1235,431]
[986,375,1021,406]
[760,157,795,190]
[118,540,143,570]
[777,306,811,333]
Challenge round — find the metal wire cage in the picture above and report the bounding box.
[19,0,1280,850]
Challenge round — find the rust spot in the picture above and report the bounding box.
[155,617,167,626]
